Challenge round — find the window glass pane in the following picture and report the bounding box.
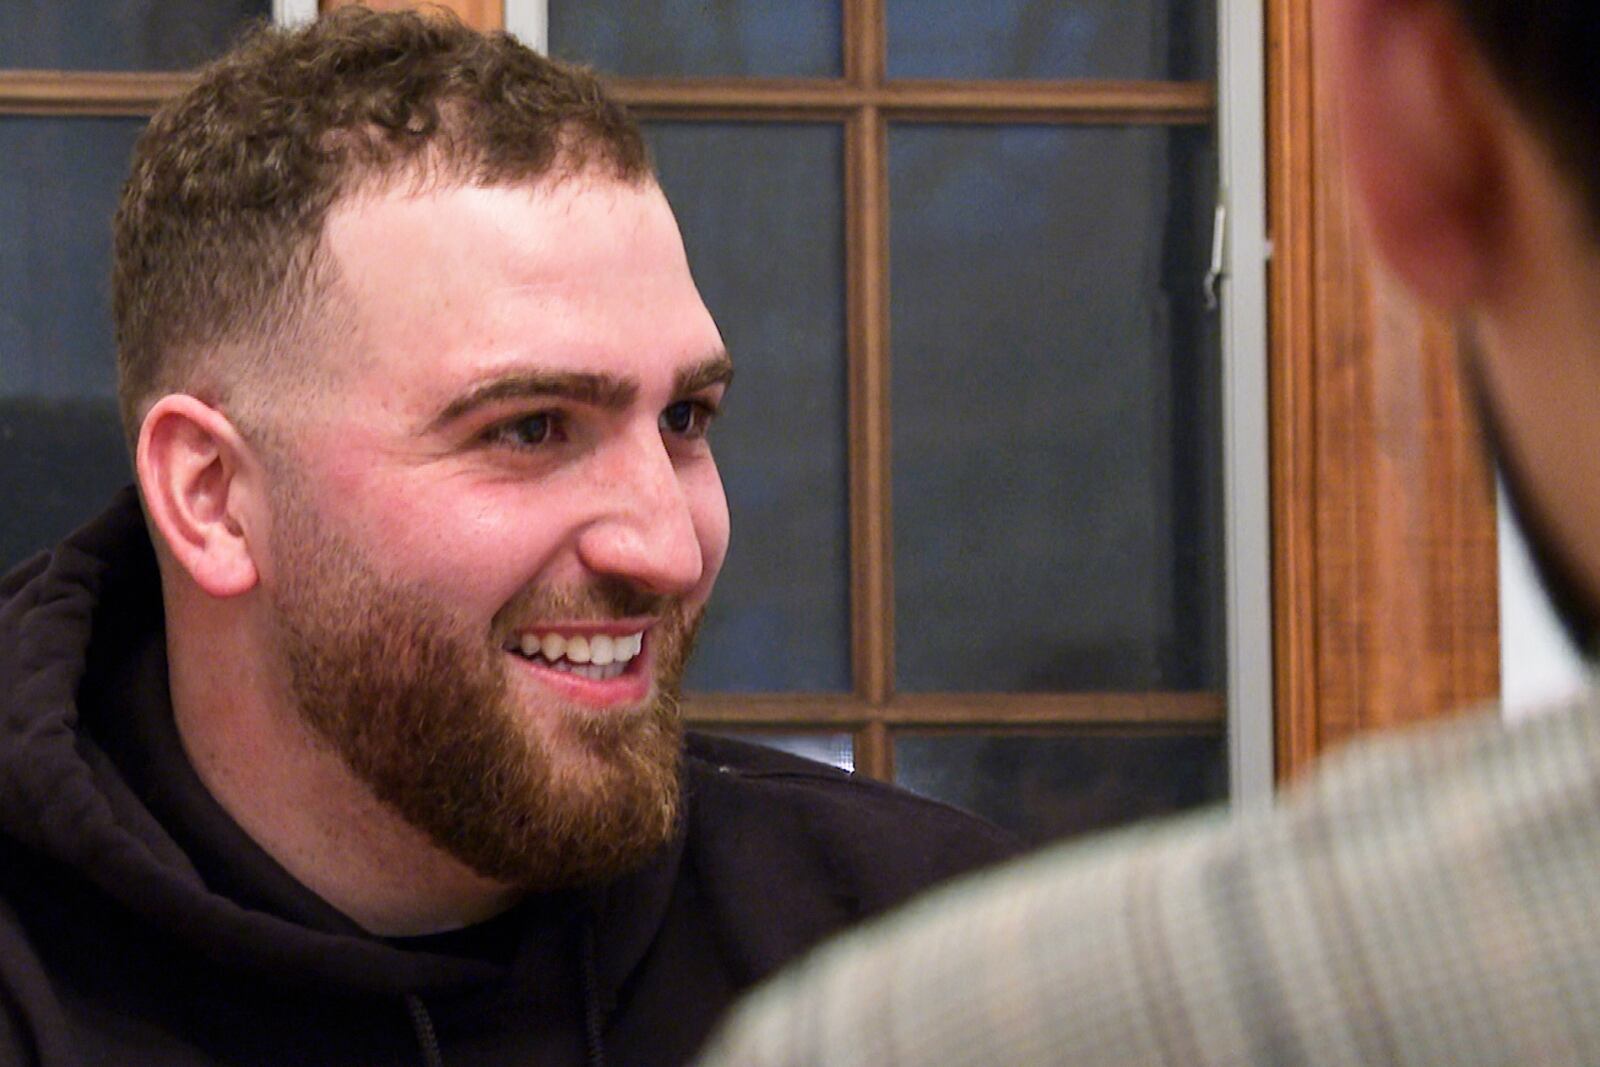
[646,123,851,693]
[889,124,1222,693]
[895,731,1226,844]
[704,730,854,772]
[549,2,841,78]
[0,0,269,71]
[886,0,1214,81]
[1,117,143,573]
[0,400,131,574]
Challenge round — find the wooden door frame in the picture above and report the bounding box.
[1266,0,1500,782]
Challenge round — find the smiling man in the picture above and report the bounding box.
[0,11,1013,1066]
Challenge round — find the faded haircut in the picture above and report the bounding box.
[1450,0,1600,233]
[112,5,651,452]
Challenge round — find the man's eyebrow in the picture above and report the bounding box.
[676,352,735,396]
[425,371,638,433]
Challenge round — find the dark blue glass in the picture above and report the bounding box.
[887,0,1215,81]
[895,731,1227,844]
[1,118,144,572]
[647,123,851,693]
[889,124,1223,692]
[0,117,141,402]
[0,399,132,574]
[0,0,270,71]
[549,1,841,78]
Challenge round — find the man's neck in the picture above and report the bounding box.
[163,594,521,936]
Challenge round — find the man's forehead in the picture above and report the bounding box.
[324,172,670,255]
[303,175,724,426]
[319,177,692,328]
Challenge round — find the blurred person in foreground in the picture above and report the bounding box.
[0,10,1015,1066]
[696,0,1600,1063]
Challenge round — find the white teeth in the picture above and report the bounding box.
[510,630,646,673]
[562,661,626,681]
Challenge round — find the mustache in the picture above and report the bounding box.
[493,575,677,634]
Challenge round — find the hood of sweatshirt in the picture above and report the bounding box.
[0,487,684,1013]
[3,490,1024,1067]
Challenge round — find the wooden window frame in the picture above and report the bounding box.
[2,0,1507,792]
[617,0,1224,781]
[0,0,1231,786]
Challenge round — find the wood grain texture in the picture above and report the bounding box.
[846,109,894,706]
[1268,0,1500,782]
[0,70,192,115]
[321,0,503,31]
[843,0,885,88]
[683,691,1224,728]
[1268,0,1323,782]
[611,78,1213,125]
[854,721,894,780]
[1,70,1217,125]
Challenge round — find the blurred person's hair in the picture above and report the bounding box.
[1451,0,1600,230]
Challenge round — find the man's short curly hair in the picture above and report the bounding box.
[112,6,651,450]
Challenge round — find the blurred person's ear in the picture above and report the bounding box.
[1322,0,1511,310]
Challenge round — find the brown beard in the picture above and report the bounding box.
[265,483,698,890]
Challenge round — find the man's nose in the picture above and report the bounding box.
[575,427,705,597]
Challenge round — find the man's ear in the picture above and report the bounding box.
[136,395,264,599]
[1324,0,1510,308]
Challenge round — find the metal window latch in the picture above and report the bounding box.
[1204,198,1228,311]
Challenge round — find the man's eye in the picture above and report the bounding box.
[484,412,561,449]
[660,400,716,440]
